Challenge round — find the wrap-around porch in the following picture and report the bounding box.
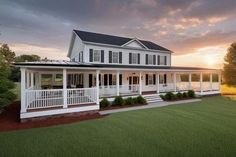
[20,67,221,119]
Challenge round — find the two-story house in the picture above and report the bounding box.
[16,30,221,120]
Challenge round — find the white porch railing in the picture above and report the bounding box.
[67,88,96,105]
[99,85,139,97]
[176,82,190,91]
[25,88,97,110]
[159,83,175,93]
[25,89,63,109]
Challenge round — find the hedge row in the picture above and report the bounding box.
[100,95,147,108]
[160,90,195,101]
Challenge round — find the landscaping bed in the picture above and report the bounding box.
[99,95,148,110]
[0,101,104,132]
[160,90,196,101]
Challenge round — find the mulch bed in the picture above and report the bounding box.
[0,102,105,132]
[100,103,147,111]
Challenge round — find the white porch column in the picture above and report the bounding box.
[116,71,120,96]
[96,70,100,105]
[139,72,142,95]
[39,73,42,89]
[20,68,26,113]
[30,72,34,88]
[26,71,29,89]
[218,71,221,92]
[63,69,67,108]
[200,72,203,94]
[210,73,213,91]
[174,72,177,92]
[189,73,192,90]
[157,73,160,94]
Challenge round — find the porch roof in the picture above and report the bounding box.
[15,60,221,72]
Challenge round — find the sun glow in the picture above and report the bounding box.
[205,55,217,66]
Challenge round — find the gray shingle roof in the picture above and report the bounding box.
[74,30,171,52]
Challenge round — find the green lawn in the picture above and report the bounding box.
[1,96,236,157]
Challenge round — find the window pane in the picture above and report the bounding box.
[148,55,153,64]
[112,52,119,63]
[94,50,101,62]
[132,53,138,64]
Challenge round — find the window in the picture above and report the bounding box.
[93,50,101,62]
[160,56,167,65]
[159,74,167,84]
[148,74,153,85]
[78,51,83,62]
[112,52,119,63]
[132,53,138,64]
[148,55,153,64]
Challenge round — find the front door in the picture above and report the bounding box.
[129,76,139,91]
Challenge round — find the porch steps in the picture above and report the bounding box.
[143,94,163,103]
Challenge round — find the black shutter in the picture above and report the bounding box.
[104,74,108,86]
[99,74,101,86]
[146,54,148,64]
[146,74,148,85]
[81,52,83,63]
[119,52,122,64]
[101,50,104,63]
[129,53,132,64]
[164,56,167,65]
[109,51,112,63]
[153,55,156,65]
[153,74,156,85]
[119,74,122,85]
[109,74,112,85]
[138,53,140,64]
[89,49,93,62]
[164,74,167,84]
[158,55,160,65]
[89,74,93,87]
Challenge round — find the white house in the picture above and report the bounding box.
[15,30,221,120]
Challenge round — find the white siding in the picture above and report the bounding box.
[124,40,144,49]
[70,34,84,62]
[83,44,171,66]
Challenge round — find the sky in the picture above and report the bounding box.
[0,0,236,68]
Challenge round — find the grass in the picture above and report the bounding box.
[1,96,236,157]
[222,84,236,95]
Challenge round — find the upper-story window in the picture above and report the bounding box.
[146,54,156,65]
[109,51,122,64]
[89,49,104,63]
[158,55,167,65]
[129,53,140,64]
[112,52,119,63]
[94,50,101,62]
[78,51,83,62]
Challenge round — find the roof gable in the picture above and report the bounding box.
[74,30,171,52]
[122,38,148,49]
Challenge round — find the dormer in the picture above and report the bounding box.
[122,38,148,49]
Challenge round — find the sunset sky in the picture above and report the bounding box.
[1,0,236,68]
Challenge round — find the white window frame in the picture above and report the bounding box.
[160,56,165,65]
[78,51,83,62]
[112,52,119,63]
[132,53,138,64]
[148,74,154,85]
[93,50,101,62]
[148,55,153,65]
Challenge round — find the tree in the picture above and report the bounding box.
[0,44,15,64]
[11,54,41,82]
[223,42,236,86]
[15,54,41,62]
[0,52,16,111]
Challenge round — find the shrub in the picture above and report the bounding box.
[99,98,110,108]
[136,95,147,104]
[132,97,138,104]
[187,90,195,98]
[165,92,176,100]
[113,96,124,106]
[125,97,134,105]
[160,94,166,100]
[176,92,183,99]
[182,92,188,98]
